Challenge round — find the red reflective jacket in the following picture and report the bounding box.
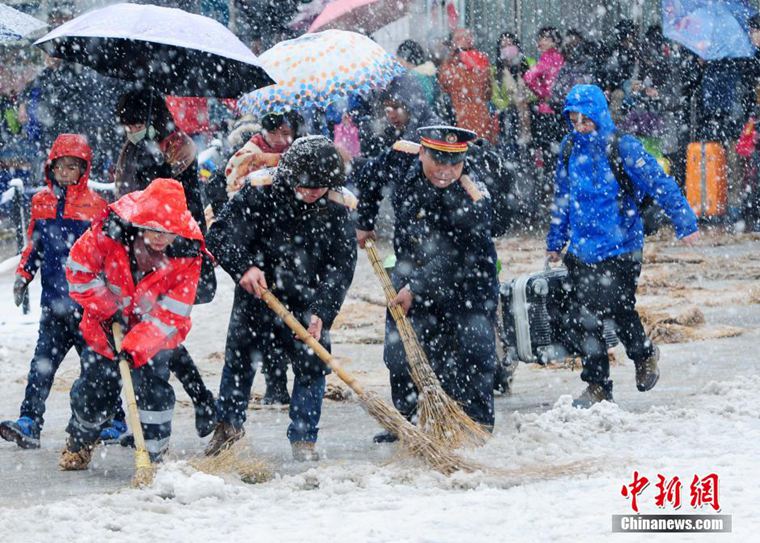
[66,178,204,368]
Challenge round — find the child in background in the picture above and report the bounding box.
[0,134,118,449]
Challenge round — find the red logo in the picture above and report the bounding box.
[621,472,721,513]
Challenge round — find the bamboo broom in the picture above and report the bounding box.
[112,323,156,487]
[260,289,480,475]
[364,242,490,448]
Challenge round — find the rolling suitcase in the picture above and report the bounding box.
[499,266,618,364]
[686,142,728,218]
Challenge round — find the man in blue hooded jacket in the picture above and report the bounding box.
[546,84,699,408]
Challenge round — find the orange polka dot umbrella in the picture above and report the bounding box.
[239,29,403,117]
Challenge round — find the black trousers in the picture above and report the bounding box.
[531,111,564,218]
[67,348,175,458]
[563,252,654,387]
[168,345,212,405]
[217,296,329,442]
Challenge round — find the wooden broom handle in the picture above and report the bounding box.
[364,242,407,322]
[260,289,364,395]
[112,323,151,468]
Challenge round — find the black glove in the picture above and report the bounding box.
[112,309,128,329]
[104,310,129,352]
[13,276,29,307]
[116,351,135,369]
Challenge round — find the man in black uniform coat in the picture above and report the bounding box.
[354,126,500,442]
[205,136,357,460]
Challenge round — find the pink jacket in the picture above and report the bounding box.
[524,48,564,114]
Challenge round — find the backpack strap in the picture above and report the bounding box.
[606,132,636,199]
[562,133,575,175]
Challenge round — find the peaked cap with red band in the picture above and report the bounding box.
[418,125,478,164]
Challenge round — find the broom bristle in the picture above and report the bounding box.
[396,318,491,448]
[417,387,491,448]
[131,465,156,488]
[190,443,272,484]
[365,247,490,449]
[359,390,483,475]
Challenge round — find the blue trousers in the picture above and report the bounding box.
[66,348,175,457]
[20,307,84,429]
[383,308,497,428]
[217,299,327,443]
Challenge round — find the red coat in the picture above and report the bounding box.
[66,178,204,368]
[439,49,498,143]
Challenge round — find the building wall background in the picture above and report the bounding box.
[374,0,760,58]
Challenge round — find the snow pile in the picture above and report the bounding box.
[1,236,759,541]
[1,375,757,541]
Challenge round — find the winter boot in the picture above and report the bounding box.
[635,345,660,392]
[372,430,399,444]
[494,356,518,394]
[204,422,245,456]
[572,382,614,409]
[98,419,128,445]
[120,433,135,449]
[0,416,41,449]
[194,390,217,438]
[262,383,290,406]
[59,438,94,471]
[291,441,319,462]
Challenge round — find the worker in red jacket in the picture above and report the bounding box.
[59,178,203,470]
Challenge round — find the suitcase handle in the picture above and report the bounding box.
[544,257,563,272]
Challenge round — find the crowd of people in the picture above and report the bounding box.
[0,14,756,472]
[6,17,760,227]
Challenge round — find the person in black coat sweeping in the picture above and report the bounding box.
[355,126,500,442]
[205,136,357,461]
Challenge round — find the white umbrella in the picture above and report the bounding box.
[35,2,273,97]
[0,4,46,42]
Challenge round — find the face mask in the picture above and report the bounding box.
[126,125,155,145]
[500,45,520,60]
[127,127,147,145]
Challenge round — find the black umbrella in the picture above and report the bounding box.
[34,2,275,98]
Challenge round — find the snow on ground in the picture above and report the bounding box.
[0,231,758,542]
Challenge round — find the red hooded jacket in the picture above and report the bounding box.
[17,134,107,307]
[66,178,204,368]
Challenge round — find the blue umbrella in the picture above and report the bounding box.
[0,4,46,43]
[662,0,757,60]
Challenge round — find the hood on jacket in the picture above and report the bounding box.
[109,178,203,242]
[45,133,92,191]
[452,28,475,51]
[562,84,616,138]
[381,73,442,140]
